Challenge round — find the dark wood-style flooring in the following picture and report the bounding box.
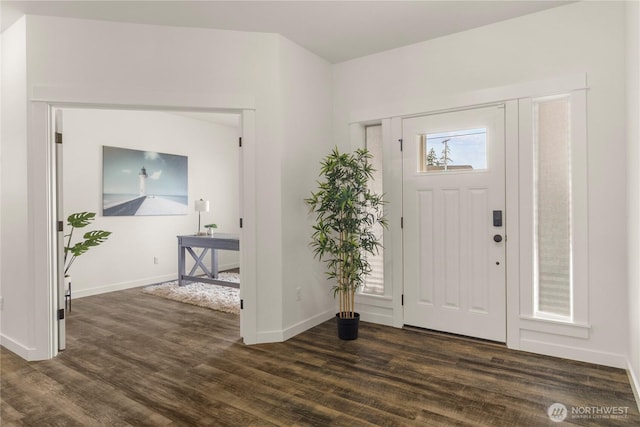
[1,287,638,426]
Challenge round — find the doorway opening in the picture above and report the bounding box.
[53,106,246,352]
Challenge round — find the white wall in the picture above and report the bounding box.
[0,15,334,358]
[0,28,2,349]
[5,2,632,372]
[62,108,239,297]
[333,1,628,367]
[277,36,335,337]
[626,0,640,406]
[0,18,35,357]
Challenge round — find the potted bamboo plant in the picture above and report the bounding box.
[306,147,386,340]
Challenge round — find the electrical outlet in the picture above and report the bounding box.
[154,257,159,265]
[296,287,301,301]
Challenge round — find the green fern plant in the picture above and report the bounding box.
[64,212,111,276]
[306,147,387,319]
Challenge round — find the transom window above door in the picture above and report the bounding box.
[418,128,487,172]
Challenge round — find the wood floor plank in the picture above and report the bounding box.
[1,287,638,426]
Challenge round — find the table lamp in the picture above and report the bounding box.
[194,199,210,235]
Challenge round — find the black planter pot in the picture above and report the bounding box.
[336,312,360,340]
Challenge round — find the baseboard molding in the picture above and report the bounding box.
[627,358,640,412]
[282,310,334,341]
[253,329,284,344]
[0,334,41,361]
[359,309,394,327]
[519,338,627,369]
[252,310,334,344]
[74,266,241,299]
[219,263,240,272]
[355,298,395,327]
[73,274,177,299]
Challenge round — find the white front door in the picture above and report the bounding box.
[402,105,506,342]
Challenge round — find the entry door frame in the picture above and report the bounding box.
[349,74,586,351]
[386,100,519,347]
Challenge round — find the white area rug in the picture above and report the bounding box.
[142,272,240,315]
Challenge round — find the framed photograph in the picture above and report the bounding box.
[103,146,188,216]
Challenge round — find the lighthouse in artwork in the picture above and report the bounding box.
[139,166,148,196]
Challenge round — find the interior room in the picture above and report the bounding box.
[61,107,241,299]
[1,0,639,424]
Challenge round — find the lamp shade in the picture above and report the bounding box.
[194,199,210,212]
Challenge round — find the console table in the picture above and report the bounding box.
[177,234,240,287]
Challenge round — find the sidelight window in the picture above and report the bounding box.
[519,87,588,332]
[362,124,385,295]
[533,94,572,319]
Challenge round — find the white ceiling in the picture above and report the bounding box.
[1,0,572,64]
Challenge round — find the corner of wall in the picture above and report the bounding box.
[0,22,3,341]
[0,334,30,360]
[626,0,640,411]
[276,29,335,337]
[1,15,32,355]
[628,358,640,412]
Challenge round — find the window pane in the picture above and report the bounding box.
[419,128,487,172]
[534,96,571,318]
[362,125,384,295]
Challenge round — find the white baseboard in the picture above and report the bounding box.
[219,262,240,272]
[253,330,284,343]
[0,334,43,361]
[627,358,640,412]
[252,310,334,344]
[73,274,177,299]
[355,299,395,327]
[519,338,628,369]
[282,310,334,341]
[359,310,394,327]
[74,266,240,299]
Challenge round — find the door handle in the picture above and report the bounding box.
[493,234,503,243]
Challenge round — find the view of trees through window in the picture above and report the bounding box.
[420,128,487,172]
